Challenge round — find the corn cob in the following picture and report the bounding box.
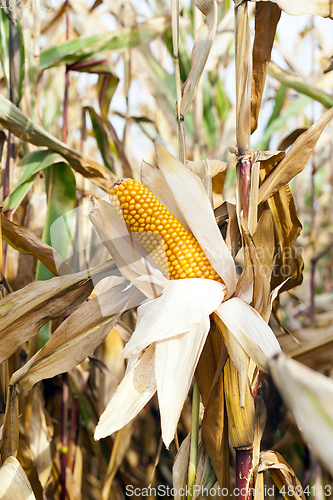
[109,178,223,283]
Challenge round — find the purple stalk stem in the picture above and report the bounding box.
[238,155,252,222]
[61,373,69,500]
[236,448,253,500]
[61,6,70,499]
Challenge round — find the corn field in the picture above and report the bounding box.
[1,0,333,499]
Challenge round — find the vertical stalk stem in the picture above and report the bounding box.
[239,155,252,222]
[171,0,185,162]
[236,448,253,500]
[61,373,69,500]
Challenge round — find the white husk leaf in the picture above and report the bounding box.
[94,345,156,440]
[155,317,210,447]
[90,198,167,298]
[122,278,225,357]
[0,456,36,499]
[140,160,190,230]
[215,298,281,372]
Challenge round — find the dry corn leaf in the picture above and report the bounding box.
[251,2,281,133]
[269,354,333,476]
[0,262,114,364]
[0,94,115,191]
[234,1,252,153]
[254,0,333,19]
[1,213,73,277]
[258,106,333,203]
[259,450,306,500]
[201,373,229,489]
[279,326,333,372]
[10,282,138,395]
[25,386,53,488]
[242,211,274,321]
[195,319,226,407]
[180,0,217,117]
[1,386,19,461]
[259,158,303,293]
[0,456,36,500]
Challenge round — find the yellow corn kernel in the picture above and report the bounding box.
[109,178,223,283]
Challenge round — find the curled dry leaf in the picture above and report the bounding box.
[0,94,115,191]
[258,106,333,203]
[259,155,303,294]
[0,261,115,364]
[251,2,281,133]
[180,0,217,117]
[1,213,73,277]
[259,450,306,500]
[0,456,36,500]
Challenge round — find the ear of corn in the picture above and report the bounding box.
[109,178,224,283]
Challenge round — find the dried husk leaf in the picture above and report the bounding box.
[1,213,73,277]
[242,211,275,321]
[0,94,115,191]
[201,373,229,489]
[173,433,191,500]
[195,319,226,407]
[180,0,217,117]
[0,456,36,500]
[10,282,138,395]
[259,450,306,500]
[258,106,333,203]
[253,0,333,19]
[235,1,252,154]
[269,354,333,476]
[215,202,241,259]
[1,385,19,461]
[251,2,281,133]
[223,358,255,449]
[259,157,303,293]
